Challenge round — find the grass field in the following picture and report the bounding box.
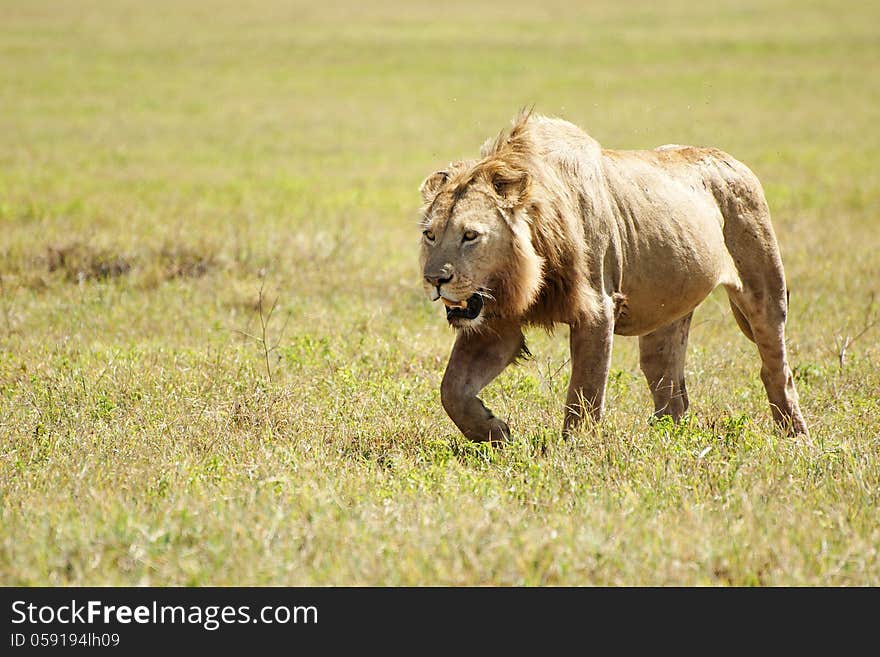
[1,0,878,585]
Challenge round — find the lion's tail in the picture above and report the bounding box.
[727,295,755,343]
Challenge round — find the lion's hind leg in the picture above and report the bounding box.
[638,312,693,422]
[711,154,808,436]
[725,283,808,436]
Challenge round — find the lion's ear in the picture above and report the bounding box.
[491,167,531,209]
[419,170,448,204]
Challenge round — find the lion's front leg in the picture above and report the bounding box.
[440,322,526,443]
[563,303,615,437]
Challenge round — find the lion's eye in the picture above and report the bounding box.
[423,229,435,242]
[462,230,478,242]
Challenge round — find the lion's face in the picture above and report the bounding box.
[419,186,508,328]
[419,163,543,330]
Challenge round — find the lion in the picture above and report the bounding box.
[418,110,808,442]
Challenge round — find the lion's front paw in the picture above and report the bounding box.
[487,418,511,445]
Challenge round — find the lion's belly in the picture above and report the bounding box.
[613,274,718,336]
[610,189,740,337]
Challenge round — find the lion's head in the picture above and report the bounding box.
[418,135,545,330]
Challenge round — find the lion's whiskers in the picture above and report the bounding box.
[475,288,496,302]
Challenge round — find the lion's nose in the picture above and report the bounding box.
[424,266,454,288]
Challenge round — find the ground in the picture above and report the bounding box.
[1,0,878,585]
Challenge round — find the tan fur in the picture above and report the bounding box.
[420,111,808,442]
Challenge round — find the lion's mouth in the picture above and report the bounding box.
[441,294,484,321]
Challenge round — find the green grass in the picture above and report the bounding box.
[1,0,878,585]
